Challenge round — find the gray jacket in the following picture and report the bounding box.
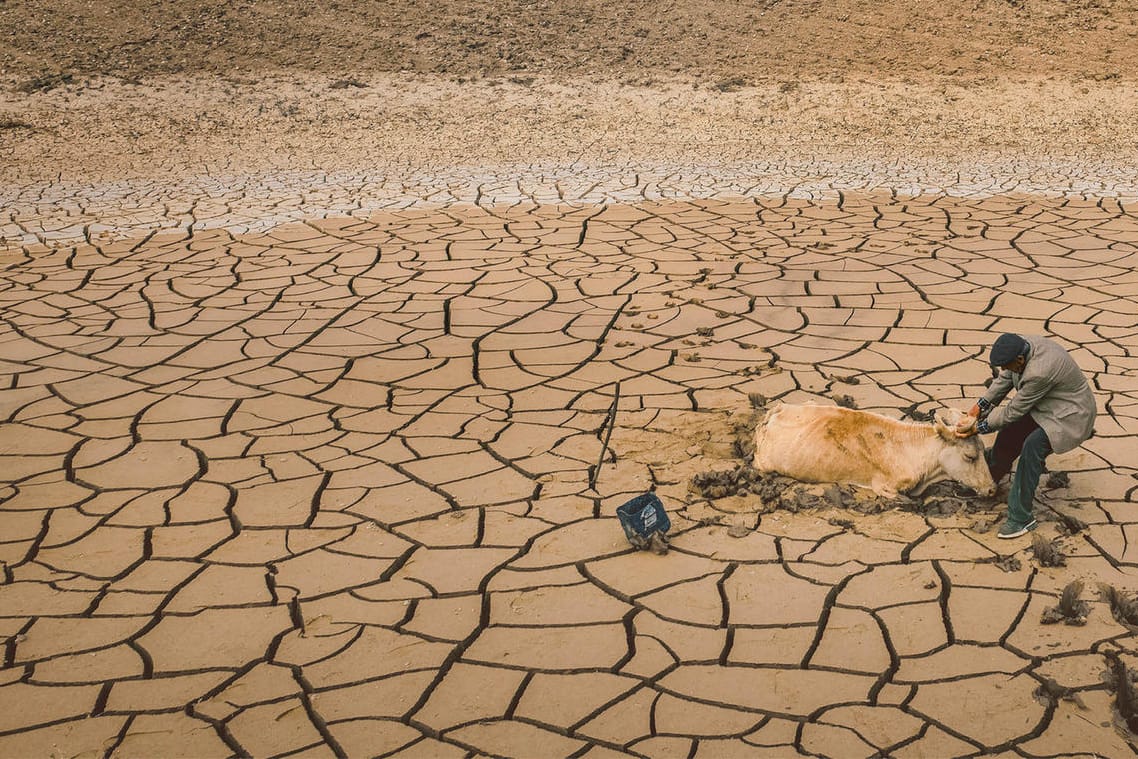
[982,335,1096,454]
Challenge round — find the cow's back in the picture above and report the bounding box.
[753,404,924,490]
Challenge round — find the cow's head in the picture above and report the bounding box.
[933,408,996,496]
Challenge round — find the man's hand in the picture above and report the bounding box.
[955,408,979,438]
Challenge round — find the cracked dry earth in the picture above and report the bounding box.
[4,185,1138,759]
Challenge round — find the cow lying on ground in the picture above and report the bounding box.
[752,404,995,498]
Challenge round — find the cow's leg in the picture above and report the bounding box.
[870,476,900,499]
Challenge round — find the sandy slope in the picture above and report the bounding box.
[2,1,1137,216]
[3,72,1137,185]
[2,0,1136,81]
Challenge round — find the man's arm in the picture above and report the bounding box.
[980,375,1052,432]
[982,372,1015,409]
[962,371,1013,426]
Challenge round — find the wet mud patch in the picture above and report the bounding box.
[688,461,989,518]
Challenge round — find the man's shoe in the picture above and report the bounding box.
[997,519,1038,539]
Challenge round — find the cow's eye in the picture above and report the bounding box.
[963,452,977,462]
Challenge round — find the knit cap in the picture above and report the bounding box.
[989,333,1027,366]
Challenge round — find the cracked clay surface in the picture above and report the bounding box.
[2,183,1138,758]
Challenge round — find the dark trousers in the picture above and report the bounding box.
[985,415,1052,525]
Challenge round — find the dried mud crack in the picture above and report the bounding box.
[2,192,1137,757]
[3,1,1138,744]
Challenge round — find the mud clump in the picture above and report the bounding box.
[689,464,824,513]
[726,524,752,538]
[918,481,979,516]
[690,464,793,507]
[1041,580,1090,625]
[970,514,1001,534]
[1045,471,1071,489]
[690,462,993,518]
[828,373,861,385]
[1031,534,1067,567]
[1033,677,1087,710]
[1100,585,1138,631]
[1104,651,1138,735]
[1049,508,1086,536]
[976,553,1023,573]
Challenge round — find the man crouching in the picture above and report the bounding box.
[956,333,1097,539]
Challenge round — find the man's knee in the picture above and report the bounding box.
[1024,429,1052,459]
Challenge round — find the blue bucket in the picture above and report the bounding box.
[616,492,671,552]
